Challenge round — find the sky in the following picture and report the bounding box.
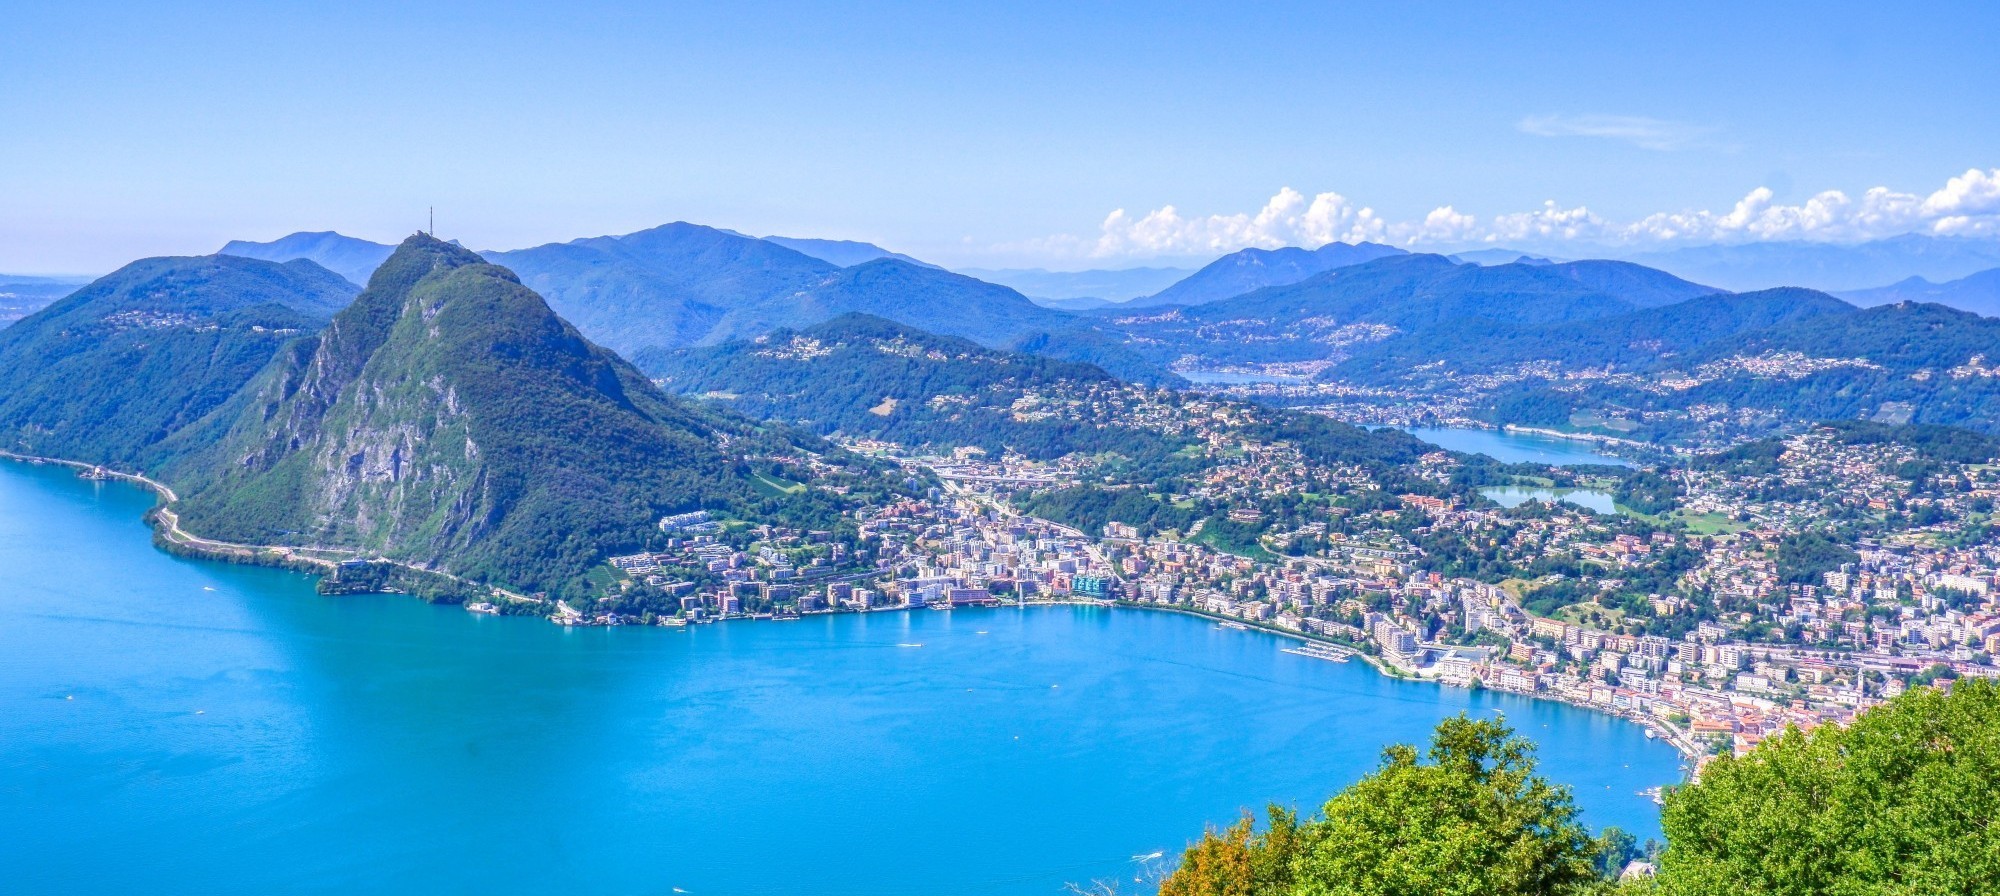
[2,1,1997,273]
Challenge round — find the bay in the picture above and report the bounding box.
[0,461,1682,895]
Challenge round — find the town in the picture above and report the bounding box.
[531,386,2000,769]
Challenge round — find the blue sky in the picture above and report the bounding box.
[2,1,1996,273]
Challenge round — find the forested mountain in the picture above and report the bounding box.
[761,235,935,268]
[167,235,754,598]
[1839,267,2000,317]
[219,231,396,287]
[484,222,838,352]
[1486,302,2000,438]
[649,313,1139,458]
[1130,241,1408,307]
[1111,254,1721,366]
[0,255,358,465]
[483,221,1167,378]
[1332,287,1854,383]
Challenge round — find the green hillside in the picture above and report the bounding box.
[169,235,754,598]
[649,312,1149,459]
[0,255,357,466]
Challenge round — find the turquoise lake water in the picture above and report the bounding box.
[1403,427,1634,467]
[1482,486,1621,514]
[0,461,1683,895]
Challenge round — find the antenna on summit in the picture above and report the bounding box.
[428,206,434,237]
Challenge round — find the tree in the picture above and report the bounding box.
[1290,714,1599,896]
[1158,806,1302,896]
[1657,678,2000,896]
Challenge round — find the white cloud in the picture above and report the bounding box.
[1517,114,1720,151]
[1058,168,2000,261]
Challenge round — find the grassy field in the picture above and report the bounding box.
[751,471,807,496]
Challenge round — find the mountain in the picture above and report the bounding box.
[1447,249,1560,266]
[168,235,748,599]
[653,313,1432,508]
[1113,254,1722,367]
[1687,300,2000,373]
[958,266,1196,305]
[762,236,936,268]
[0,255,358,465]
[487,222,1170,383]
[1531,260,1722,307]
[219,231,396,287]
[1839,268,2000,317]
[484,222,840,352]
[1623,235,2000,292]
[1131,242,1410,308]
[0,274,91,324]
[1486,301,2000,439]
[649,313,1138,459]
[1333,286,1855,383]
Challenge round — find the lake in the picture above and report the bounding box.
[0,461,1683,895]
[1482,486,1621,514]
[1177,370,1309,385]
[1402,427,1634,467]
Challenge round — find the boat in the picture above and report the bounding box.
[1217,621,1249,631]
[1282,643,1355,663]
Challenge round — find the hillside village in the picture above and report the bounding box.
[565,380,2000,765]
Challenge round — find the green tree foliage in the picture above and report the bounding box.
[1612,471,1682,515]
[1156,715,1602,896]
[0,254,357,466]
[1774,533,1859,585]
[1657,679,2000,896]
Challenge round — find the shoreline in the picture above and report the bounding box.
[1,452,1700,766]
[0,452,539,606]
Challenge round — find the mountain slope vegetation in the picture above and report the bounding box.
[0,255,358,465]
[170,235,753,598]
[1131,241,1409,308]
[648,313,1140,459]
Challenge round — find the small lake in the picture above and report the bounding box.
[1402,427,1633,467]
[0,461,1681,894]
[1482,486,1620,514]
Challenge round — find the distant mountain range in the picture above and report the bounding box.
[761,236,936,268]
[957,266,1197,308]
[213,225,1169,382]
[1130,242,1410,308]
[1620,234,2000,293]
[1110,253,1721,365]
[0,274,91,324]
[1447,249,1559,266]
[220,231,396,287]
[1838,267,2000,317]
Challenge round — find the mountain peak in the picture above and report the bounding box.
[171,246,742,598]
[219,231,396,287]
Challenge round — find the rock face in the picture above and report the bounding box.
[172,234,744,597]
